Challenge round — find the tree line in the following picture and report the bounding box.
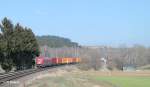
[0,17,40,72]
[78,45,150,70]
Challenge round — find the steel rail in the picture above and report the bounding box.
[0,64,73,86]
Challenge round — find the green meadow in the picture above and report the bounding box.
[95,76,150,87]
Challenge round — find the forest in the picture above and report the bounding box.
[36,35,79,47]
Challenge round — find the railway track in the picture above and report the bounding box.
[0,65,69,86]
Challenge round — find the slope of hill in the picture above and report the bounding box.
[36,35,79,47]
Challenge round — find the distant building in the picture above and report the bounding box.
[100,57,109,71]
[123,64,136,71]
[101,57,107,65]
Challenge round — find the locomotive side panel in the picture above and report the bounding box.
[36,56,44,67]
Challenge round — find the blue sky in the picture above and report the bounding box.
[0,0,150,46]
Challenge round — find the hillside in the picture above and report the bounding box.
[36,35,79,47]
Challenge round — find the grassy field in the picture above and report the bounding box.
[27,70,112,87]
[27,70,150,87]
[95,76,150,87]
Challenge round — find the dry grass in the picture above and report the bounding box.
[26,69,150,87]
[27,70,112,87]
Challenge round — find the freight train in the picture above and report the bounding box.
[36,56,81,67]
